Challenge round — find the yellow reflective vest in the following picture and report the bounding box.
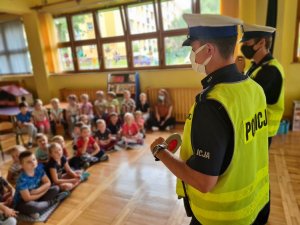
[176,78,269,225]
[249,58,285,137]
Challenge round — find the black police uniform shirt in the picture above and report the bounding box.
[245,53,282,104]
[186,64,247,176]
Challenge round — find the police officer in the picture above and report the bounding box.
[150,14,270,225]
[238,24,285,147]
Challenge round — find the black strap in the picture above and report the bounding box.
[182,180,188,198]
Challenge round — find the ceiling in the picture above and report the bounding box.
[28,0,140,14]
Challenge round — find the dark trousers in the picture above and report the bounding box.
[148,116,176,130]
[50,120,68,136]
[15,186,59,215]
[69,150,105,170]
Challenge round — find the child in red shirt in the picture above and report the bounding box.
[121,113,143,147]
[76,126,108,168]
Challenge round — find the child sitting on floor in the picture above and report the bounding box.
[46,143,82,191]
[75,126,109,168]
[31,99,50,135]
[50,98,68,136]
[107,112,122,139]
[134,111,145,137]
[120,113,143,148]
[0,171,14,207]
[94,119,116,152]
[66,94,80,135]
[51,135,69,159]
[72,122,84,153]
[94,90,107,121]
[7,145,26,186]
[107,92,120,114]
[13,151,69,219]
[35,133,49,165]
[0,170,17,224]
[80,94,94,122]
[0,202,17,225]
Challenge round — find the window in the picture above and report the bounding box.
[0,19,32,75]
[103,42,128,69]
[54,17,69,42]
[53,0,221,72]
[76,45,99,70]
[165,35,190,65]
[58,47,74,71]
[132,39,159,67]
[98,8,124,37]
[72,13,95,40]
[200,0,220,14]
[127,2,156,34]
[161,0,192,31]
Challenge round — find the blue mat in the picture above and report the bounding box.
[17,202,60,222]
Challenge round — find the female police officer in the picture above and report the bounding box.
[150,14,270,225]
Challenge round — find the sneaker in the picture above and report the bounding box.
[30,213,40,219]
[80,172,90,182]
[165,126,171,131]
[99,154,109,162]
[83,162,90,170]
[55,191,70,202]
[114,145,123,151]
[27,142,33,148]
[151,126,159,131]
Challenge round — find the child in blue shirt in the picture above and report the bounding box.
[13,151,69,218]
[16,102,37,148]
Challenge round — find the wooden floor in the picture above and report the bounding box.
[1,126,300,225]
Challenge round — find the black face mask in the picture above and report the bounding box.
[241,44,257,59]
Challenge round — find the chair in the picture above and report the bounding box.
[0,121,24,160]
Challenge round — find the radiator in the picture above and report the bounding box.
[146,87,201,122]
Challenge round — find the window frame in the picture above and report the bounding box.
[53,0,220,73]
[294,0,300,62]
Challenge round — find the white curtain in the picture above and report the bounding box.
[0,19,32,75]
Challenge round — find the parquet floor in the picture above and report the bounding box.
[0,126,299,225]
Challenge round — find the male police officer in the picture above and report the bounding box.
[150,14,270,225]
[239,24,285,147]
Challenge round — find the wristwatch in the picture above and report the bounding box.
[152,143,167,161]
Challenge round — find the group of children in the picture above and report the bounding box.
[0,89,176,224]
[16,90,153,150]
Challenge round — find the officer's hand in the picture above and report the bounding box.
[150,137,165,152]
[235,55,245,73]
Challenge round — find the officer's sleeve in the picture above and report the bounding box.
[253,66,282,104]
[186,100,233,176]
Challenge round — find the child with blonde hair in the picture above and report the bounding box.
[50,98,68,136]
[32,99,50,134]
[46,143,82,191]
[94,90,107,121]
[51,135,69,159]
[80,94,94,121]
[107,92,120,114]
[66,94,80,134]
[94,119,116,152]
[7,145,26,186]
[120,113,143,147]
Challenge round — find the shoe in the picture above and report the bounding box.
[165,126,171,131]
[99,154,109,162]
[30,213,40,219]
[151,126,159,131]
[27,142,33,148]
[114,145,123,151]
[80,172,90,182]
[83,162,90,170]
[55,191,70,202]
